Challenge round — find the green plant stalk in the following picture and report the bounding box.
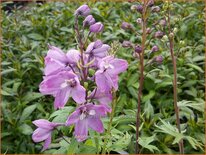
[167,2,184,154]
[135,0,147,154]
[102,91,117,154]
[94,132,100,154]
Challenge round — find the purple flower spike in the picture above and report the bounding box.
[95,56,128,92]
[83,15,95,27]
[75,4,90,17]
[32,119,62,151]
[151,45,159,52]
[39,71,86,109]
[89,22,104,33]
[66,103,108,142]
[85,40,110,58]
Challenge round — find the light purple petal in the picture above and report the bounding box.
[88,117,104,133]
[47,46,67,63]
[66,109,81,126]
[85,42,95,54]
[54,87,71,109]
[75,120,88,142]
[32,128,51,142]
[44,56,65,76]
[93,44,110,58]
[66,49,80,64]
[32,119,55,129]
[108,59,128,75]
[42,134,51,151]
[91,104,108,117]
[71,85,86,104]
[95,71,111,92]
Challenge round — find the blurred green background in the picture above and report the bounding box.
[1,1,205,154]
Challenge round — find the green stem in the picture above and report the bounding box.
[102,91,117,154]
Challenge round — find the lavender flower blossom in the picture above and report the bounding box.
[39,71,86,109]
[121,22,132,30]
[83,15,95,27]
[89,22,104,33]
[66,103,108,142]
[75,4,90,16]
[151,45,159,52]
[85,40,110,58]
[155,55,163,63]
[95,56,128,92]
[32,119,62,151]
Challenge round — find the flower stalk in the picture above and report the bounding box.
[167,2,184,154]
[135,0,147,154]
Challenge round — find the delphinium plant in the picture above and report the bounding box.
[31,4,128,152]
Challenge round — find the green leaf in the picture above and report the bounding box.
[186,64,204,73]
[22,92,43,104]
[67,137,78,154]
[19,124,33,135]
[20,104,37,122]
[27,33,44,41]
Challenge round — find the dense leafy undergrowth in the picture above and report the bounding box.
[1,1,205,154]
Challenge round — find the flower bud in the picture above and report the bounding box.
[137,5,143,13]
[121,22,132,30]
[155,55,163,63]
[173,28,178,34]
[146,28,152,34]
[151,6,160,12]
[89,22,104,33]
[135,45,142,53]
[148,0,154,7]
[75,4,90,16]
[151,45,159,52]
[122,41,133,48]
[159,19,166,27]
[161,35,168,42]
[169,32,174,39]
[154,31,164,39]
[136,18,142,24]
[94,40,103,48]
[131,5,138,11]
[83,15,95,27]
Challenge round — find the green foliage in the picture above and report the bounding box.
[1,1,204,154]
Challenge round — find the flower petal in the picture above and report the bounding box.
[32,128,51,143]
[66,49,80,64]
[42,134,51,151]
[95,71,111,92]
[108,59,128,75]
[32,119,55,129]
[54,87,71,109]
[66,109,81,126]
[75,120,88,142]
[47,46,67,63]
[71,85,86,104]
[88,117,104,133]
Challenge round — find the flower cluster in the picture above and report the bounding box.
[32,4,128,151]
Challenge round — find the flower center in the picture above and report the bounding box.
[103,62,114,71]
[61,79,77,88]
[79,109,96,120]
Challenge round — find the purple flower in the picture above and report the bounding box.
[147,0,154,7]
[159,19,166,27]
[95,56,128,92]
[146,28,152,34]
[136,18,142,24]
[85,40,110,58]
[151,45,159,52]
[89,22,104,33]
[44,46,80,76]
[75,4,90,16]
[121,22,132,30]
[39,71,86,109]
[66,103,108,142]
[83,15,95,27]
[32,119,62,151]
